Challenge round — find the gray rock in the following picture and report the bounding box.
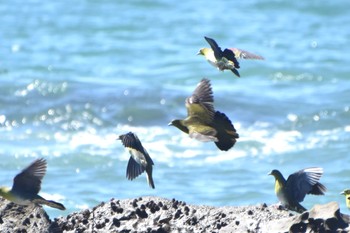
[1,196,349,232]
[0,197,51,233]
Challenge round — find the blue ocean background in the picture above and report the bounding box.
[0,1,349,218]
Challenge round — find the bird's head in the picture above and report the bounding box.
[117,132,134,141]
[197,48,211,56]
[268,169,283,179]
[340,189,350,196]
[168,120,189,134]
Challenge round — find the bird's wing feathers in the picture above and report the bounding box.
[126,156,145,180]
[286,167,324,202]
[229,48,264,60]
[12,158,47,196]
[186,78,215,120]
[204,36,223,60]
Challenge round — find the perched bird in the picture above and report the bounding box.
[198,36,264,77]
[118,132,155,189]
[269,167,327,213]
[340,189,350,209]
[0,158,66,210]
[169,78,239,151]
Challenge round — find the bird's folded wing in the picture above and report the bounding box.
[12,158,47,196]
[222,49,240,68]
[212,111,239,151]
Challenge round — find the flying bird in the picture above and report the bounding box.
[169,78,239,151]
[269,167,327,213]
[340,189,350,209]
[0,158,66,210]
[118,132,155,189]
[198,36,264,77]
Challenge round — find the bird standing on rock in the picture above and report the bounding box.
[269,167,327,213]
[169,78,239,151]
[340,189,350,209]
[118,132,155,189]
[0,158,66,210]
[198,36,264,77]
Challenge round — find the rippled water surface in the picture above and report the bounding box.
[0,1,349,217]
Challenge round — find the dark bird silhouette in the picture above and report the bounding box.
[118,132,155,189]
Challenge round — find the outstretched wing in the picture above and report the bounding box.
[12,158,47,196]
[119,132,154,180]
[229,48,264,60]
[186,78,215,122]
[286,167,326,202]
[204,36,223,60]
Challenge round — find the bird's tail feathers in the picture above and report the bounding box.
[35,198,66,210]
[230,68,240,77]
[146,169,155,189]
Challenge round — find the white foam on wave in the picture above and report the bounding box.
[40,121,348,165]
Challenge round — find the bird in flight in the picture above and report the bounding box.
[198,36,264,77]
[0,158,66,210]
[118,132,155,189]
[169,78,239,151]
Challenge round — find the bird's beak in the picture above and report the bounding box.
[168,122,173,126]
[196,51,201,55]
[340,191,345,195]
[267,171,272,176]
[116,135,122,140]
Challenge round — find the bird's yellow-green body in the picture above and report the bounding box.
[340,189,350,209]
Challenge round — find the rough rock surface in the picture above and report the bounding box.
[1,196,350,232]
[0,197,51,233]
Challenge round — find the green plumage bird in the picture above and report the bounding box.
[0,158,66,210]
[340,189,350,209]
[269,167,327,213]
[198,36,264,77]
[118,132,155,189]
[169,78,239,151]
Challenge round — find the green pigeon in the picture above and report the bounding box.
[0,158,66,210]
[269,167,327,213]
[169,78,239,151]
[340,189,350,209]
[118,132,155,189]
[198,36,264,77]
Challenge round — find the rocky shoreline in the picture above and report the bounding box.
[0,196,349,233]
